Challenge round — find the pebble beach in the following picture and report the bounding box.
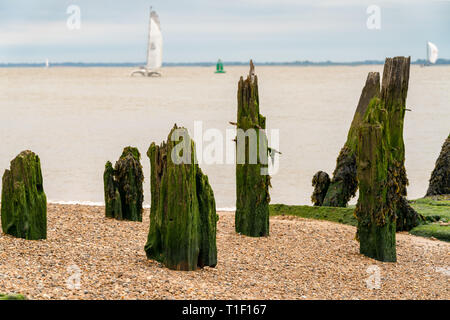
[0,204,448,300]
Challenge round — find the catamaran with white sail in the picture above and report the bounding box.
[131,8,163,77]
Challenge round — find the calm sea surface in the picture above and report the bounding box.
[1,66,449,208]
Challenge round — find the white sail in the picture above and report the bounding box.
[146,11,163,70]
[427,42,438,64]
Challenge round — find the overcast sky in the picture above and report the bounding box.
[1,0,448,63]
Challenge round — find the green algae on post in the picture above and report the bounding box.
[377,57,422,232]
[104,161,122,219]
[1,150,47,240]
[311,171,330,206]
[145,125,218,271]
[356,119,396,262]
[355,56,419,262]
[235,60,271,237]
[426,134,450,196]
[321,72,380,207]
[196,166,218,267]
[103,147,144,221]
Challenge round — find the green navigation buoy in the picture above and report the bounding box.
[215,59,226,73]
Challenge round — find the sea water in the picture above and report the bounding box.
[1,66,449,208]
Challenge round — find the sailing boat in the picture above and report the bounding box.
[426,41,439,65]
[45,59,50,68]
[131,8,163,77]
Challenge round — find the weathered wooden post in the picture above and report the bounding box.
[103,147,144,221]
[321,72,380,207]
[425,134,449,196]
[104,161,122,219]
[1,150,47,240]
[380,57,422,231]
[311,171,330,206]
[356,117,395,262]
[355,56,416,261]
[196,166,218,267]
[235,60,271,237]
[145,125,218,270]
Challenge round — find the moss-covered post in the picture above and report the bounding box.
[321,72,380,207]
[380,57,422,231]
[355,56,415,261]
[311,171,330,206]
[196,167,218,267]
[356,120,395,262]
[145,125,218,270]
[103,161,122,219]
[103,147,143,221]
[235,60,271,237]
[1,150,47,240]
[115,147,144,221]
[425,134,449,196]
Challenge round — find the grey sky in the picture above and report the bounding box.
[1,0,448,63]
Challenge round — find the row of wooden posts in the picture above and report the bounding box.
[1,58,448,270]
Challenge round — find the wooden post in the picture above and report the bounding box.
[103,147,143,221]
[1,150,47,240]
[145,125,218,270]
[311,171,330,206]
[425,134,450,196]
[379,57,422,231]
[355,56,419,261]
[104,161,122,219]
[235,60,271,237]
[196,167,218,267]
[322,72,380,207]
[356,122,396,262]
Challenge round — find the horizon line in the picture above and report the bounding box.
[1,58,449,67]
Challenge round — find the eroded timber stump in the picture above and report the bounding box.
[311,171,330,206]
[321,72,380,207]
[355,56,418,261]
[426,134,450,196]
[235,60,271,237]
[103,147,144,221]
[1,150,47,240]
[145,125,218,271]
[356,121,396,262]
[379,57,422,232]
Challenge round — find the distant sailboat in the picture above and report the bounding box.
[131,7,163,77]
[426,41,439,65]
[45,59,50,68]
